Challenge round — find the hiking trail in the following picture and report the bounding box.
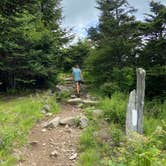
[15,77,97,166]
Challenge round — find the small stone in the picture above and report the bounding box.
[69,153,77,160]
[80,116,88,128]
[82,100,99,105]
[41,110,46,114]
[50,150,58,157]
[43,117,60,128]
[41,129,47,132]
[43,104,51,112]
[42,143,46,146]
[60,117,76,126]
[46,112,53,116]
[70,95,76,98]
[65,125,73,133]
[29,141,39,146]
[67,98,82,105]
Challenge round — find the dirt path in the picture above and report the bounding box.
[17,103,84,166]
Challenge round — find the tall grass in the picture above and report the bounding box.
[0,92,59,165]
[78,91,166,166]
[99,92,127,127]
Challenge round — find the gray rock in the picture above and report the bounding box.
[67,98,82,105]
[46,112,53,117]
[70,94,76,98]
[56,85,72,92]
[43,104,51,112]
[69,153,77,160]
[63,77,73,81]
[60,117,76,126]
[43,117,60,128]
[82,99,99,105]
[80,116,88,128]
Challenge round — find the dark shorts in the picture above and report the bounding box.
[75,80,81,84]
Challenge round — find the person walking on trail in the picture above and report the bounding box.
[72,64,83,98]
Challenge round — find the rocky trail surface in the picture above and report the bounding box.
[16,78,98,166]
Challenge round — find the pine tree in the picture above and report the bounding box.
[0,0,66,90]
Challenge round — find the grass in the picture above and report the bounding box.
[78,91,166,166]
[0,92,59,166]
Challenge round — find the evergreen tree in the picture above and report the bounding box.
[139,1,166,98]
[0,0,66,90]
[86,0,140,88]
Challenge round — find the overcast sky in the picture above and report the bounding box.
[61,0,166,42]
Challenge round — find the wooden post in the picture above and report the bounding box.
[136,68,146,134]
[126,68,146,135]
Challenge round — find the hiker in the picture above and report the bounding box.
[72,64,83,97]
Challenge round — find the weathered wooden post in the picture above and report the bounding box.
[126,68,146,135]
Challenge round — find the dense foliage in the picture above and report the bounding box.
[59,40,91,71]
[0,0,66,91]
[86,0,166,98]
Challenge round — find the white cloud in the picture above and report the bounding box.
[61,0,166,43]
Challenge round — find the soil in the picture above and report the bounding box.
[17,104,84,166]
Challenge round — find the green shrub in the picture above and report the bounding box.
[100,82,120,97]
[111,125,123,146]
[79,125,97,151]
[111,67,135,92]
[99,92,127,126]
[78,149,100,166]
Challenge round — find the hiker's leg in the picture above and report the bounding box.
[76,82,80,95]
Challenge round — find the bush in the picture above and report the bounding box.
[99,92,127,127]
[100,82,120,97]
[111,67,135,92]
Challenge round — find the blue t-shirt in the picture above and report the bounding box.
[72,68,81,81]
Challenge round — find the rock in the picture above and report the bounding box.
[41,110,46,114]
[65,125,73,133]
[92,109,103,118]
[41,128,47,132]
[82,99,99,105]
[43,104,51,112]
[43,117,60,128]
[70,94,76,98]
[80,116,88,128]
[67,98,82,105]
[69,153,77,160]
[56,85,72,92]
[46,112,53,117]
[29,141,39,146]
[50,150,58,157]
[64,77,73,81]
[60,117,76,126]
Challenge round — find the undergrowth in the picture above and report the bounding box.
[78,92,166,166]
[0,92,59,166]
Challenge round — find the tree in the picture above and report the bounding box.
[0,0,66,90]
[86,0,141,89]
[138,1,166,98]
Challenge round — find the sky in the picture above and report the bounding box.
[61,0,166,42]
